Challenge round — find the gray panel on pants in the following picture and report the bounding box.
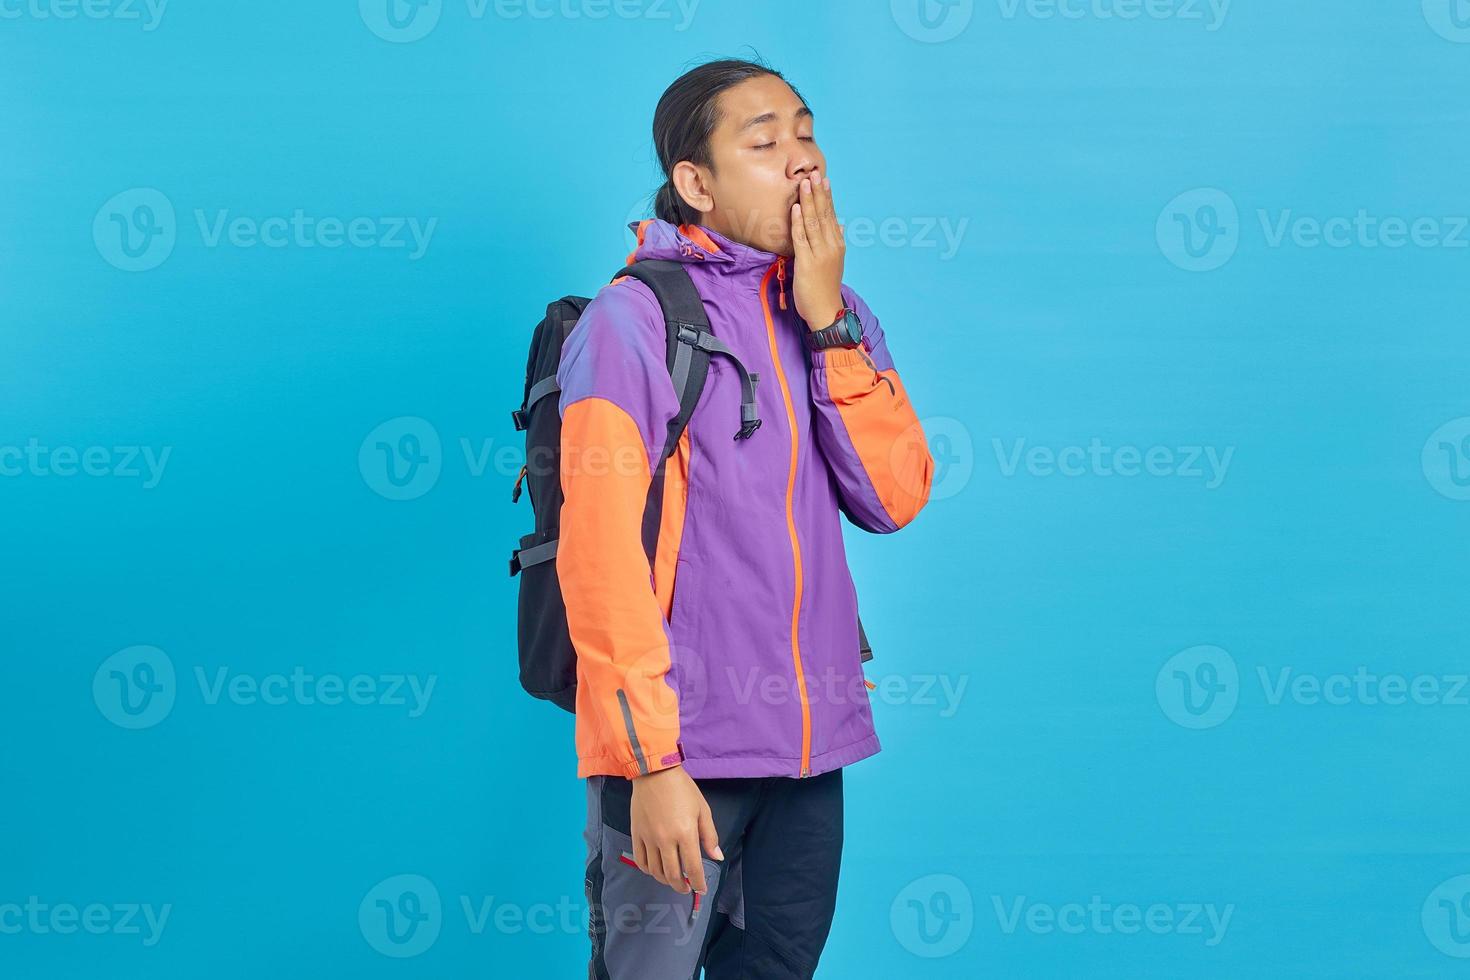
[598,826,722,978]
[585,776,726,979]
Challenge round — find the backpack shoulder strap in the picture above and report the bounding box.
[612,260,713,463]
[612,259,762,568]
[612,260,761,459]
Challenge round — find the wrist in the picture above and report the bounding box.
[803,306,864,353]
[803,298,845,331]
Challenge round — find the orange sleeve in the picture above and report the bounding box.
[557,396,683,779]
[808,304,934,533]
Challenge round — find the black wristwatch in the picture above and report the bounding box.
[803,307,863,352]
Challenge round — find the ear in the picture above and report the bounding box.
[671,160,713,217]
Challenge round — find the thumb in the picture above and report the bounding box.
[698,806,724,862]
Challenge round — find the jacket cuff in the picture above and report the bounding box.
[808,344,871,369]
[626,750,684,780]
[577,741,685,780]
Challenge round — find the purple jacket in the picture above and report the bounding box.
[556,218,933,780]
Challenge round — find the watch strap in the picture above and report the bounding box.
[804,308,862,352]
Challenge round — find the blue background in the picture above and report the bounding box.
[5,1,1470,976]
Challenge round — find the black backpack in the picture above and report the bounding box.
[509,259,872,713]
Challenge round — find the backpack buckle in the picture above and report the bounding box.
[511,408,528,431]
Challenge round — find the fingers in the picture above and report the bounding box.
[633,831,670,887]
[799,177,824,247]
[679,834,708,895]
[811,170,833,224]
[797,174,841,252]
[816,174,842,249]
[632,829,717,894]
[632,831,671,888]
[698,805,724,862]
[658,840,689,893]
[791,201,810,256]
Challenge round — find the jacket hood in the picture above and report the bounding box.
[624,218,786,283]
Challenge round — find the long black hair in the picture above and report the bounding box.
[650,57,807,226]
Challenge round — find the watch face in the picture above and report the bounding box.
[841,310,863,345]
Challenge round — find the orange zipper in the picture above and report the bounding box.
[759,258,811,777]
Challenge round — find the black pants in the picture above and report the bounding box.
[584,767,844,979]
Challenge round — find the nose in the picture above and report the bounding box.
[789,146,822,182]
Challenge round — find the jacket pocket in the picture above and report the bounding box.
[668,555,698,630]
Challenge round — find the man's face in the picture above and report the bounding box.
[701,75,825,256]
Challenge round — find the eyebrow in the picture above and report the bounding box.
[736,106,813,134]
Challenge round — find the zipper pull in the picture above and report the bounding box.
[511,464,528,503]
[776,257,787,310]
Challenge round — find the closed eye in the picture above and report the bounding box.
[754,137,815,149]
